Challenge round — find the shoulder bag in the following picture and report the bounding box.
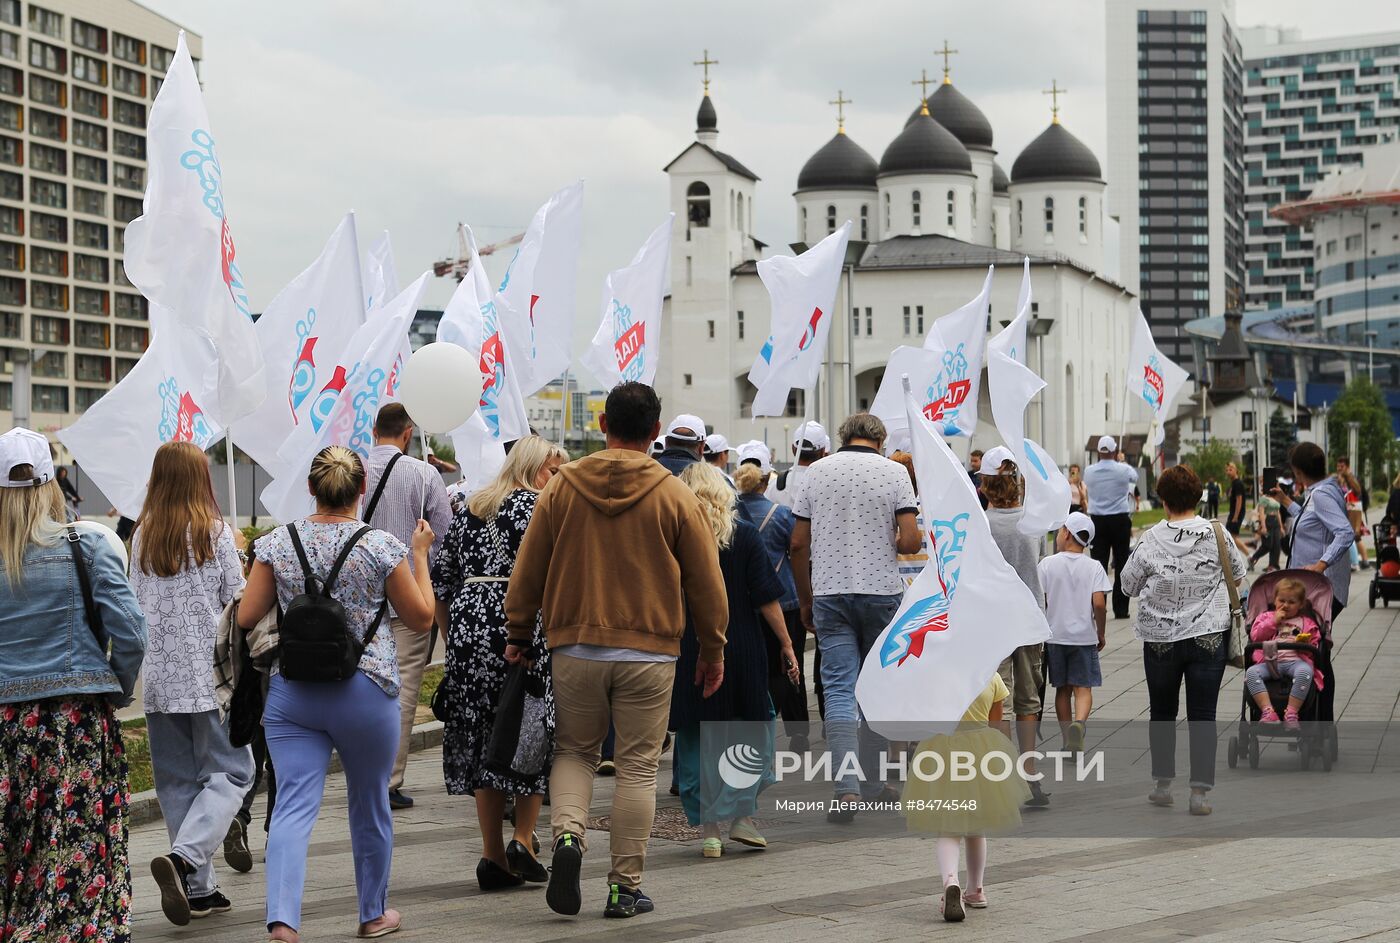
[362,452,403,525]
[1210,521,1247,669]
[64,528,107,652]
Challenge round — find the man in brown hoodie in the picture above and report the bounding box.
[504,381,727,920]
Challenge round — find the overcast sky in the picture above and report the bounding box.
[148,0,1396,335]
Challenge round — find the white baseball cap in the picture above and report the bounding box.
[735,440,773,475]
[792,421,831,453]
[1097,435,1117,454]
[1064,511,1096,547]
[649,438,665,456]
[979,445,1017,475]
[665,414,706,443]
[0,428,56,488]
[703,433,730,456]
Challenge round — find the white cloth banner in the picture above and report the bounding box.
[580,215,673,389]
[262,273,430,524]
[1126,304,1189,446]
[498,181,584,396]
[868,345,943,452]
[363,231,398,313]
[917,266,992,438]
[748,222,851,417]
[120,31,264,427]
[987,260,1071,535]
[856,385,1051,739]
[58,309,224,519]
[229,213,365,475]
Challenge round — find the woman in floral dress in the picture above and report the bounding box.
[432,436,566,891]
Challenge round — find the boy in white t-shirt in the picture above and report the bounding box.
[1036,512,1112,754]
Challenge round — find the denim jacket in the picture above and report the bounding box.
[0,530,147,706]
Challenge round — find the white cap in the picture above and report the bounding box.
[665,414,706,443]
[0,428,55,488]
[980,445,1017,474]
[649,438,665,456]
[1064,511,1096,547]
[792,421,831,453]
[735,440,773,475]
[1097,435,1117,454]
[703,433,730,456]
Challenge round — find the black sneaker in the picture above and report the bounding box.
[151,854,192,926]
[603,883,654,918]
[188,890,232,918]
[223,818,253,873]
[545,833,583,916]
[388,789,414,810]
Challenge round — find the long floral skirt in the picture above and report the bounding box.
[0,697,132,942]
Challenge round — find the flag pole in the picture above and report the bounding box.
[223,436,239,532]
[558,369,570,449]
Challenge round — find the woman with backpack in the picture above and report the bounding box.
[130,442,253,926]
[0,428,147,942]
[237,445,436,942]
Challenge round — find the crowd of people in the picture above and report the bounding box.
[0,382,1377,936]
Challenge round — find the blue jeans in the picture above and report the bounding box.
[813,593,902,799]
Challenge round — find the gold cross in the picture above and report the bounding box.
[1043,79,1067,123]
[829,90,851,133]
[694,49,718,94]
[912,68,934,103]
[937,40,959,84]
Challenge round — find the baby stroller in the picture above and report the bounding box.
[1368,518,1400,608]
[1227,569,1339,772]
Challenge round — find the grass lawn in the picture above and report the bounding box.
[1132,507,1166,529]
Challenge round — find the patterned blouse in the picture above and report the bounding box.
[254,520,408,696]
[131,523,245,714]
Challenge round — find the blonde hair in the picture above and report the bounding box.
[733,463,767,495]
[468,435,568,521]
[308,445,365,510]
[0,467,66,586]
[679,462,736,549]
[136,441,222,577]
[1274,577,1307,604]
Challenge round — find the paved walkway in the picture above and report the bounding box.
[129,568,1400,942]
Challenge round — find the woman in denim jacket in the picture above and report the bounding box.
[0,428,147,943]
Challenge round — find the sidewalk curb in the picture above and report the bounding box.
[126,720,445,827]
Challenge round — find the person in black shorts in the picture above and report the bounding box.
[1225,461,1249,554]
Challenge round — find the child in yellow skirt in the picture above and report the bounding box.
[903,672,1029,921]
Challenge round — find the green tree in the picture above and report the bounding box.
[1327,376,1398,491]
[425,435,455,466]
[1267,406,1293,468]
[1179,437,1239,488]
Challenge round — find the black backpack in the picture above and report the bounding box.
[278,523,386,683]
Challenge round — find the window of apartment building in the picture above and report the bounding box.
[31,313,67,343]
[74,254,106,283]
[0,310,18,338]
[74,220,106,249]
[113,162,143,191]
[74,386,104,412]
[115,324,148,353]
[73,287,106,315]
[28,5,61,38]
[0,134,17,166]
[28,40,64,74]
[73,319,107,349]
[33,350,65,378]
[113,98,145,128]
[1344,234,1361,251]
[75,353,110,382]
[30,281,66,311]
[113,66,144,98]
[73,119,105,151]
[0,274,19,305]
[0,382,10,410]
[0,206,19,236]
[29,178,64,209]
[911,190,921,228]
[113,33,146,65]
[114,227,125,251]
[29,211,65,243]
[0,2,15,27]
[114,357,137,382]
[71,20,105,53]
[28,74,63,107]
[151,45,174,73]
[114,293,147,321]
[0,239,19,270]
[113,130,144,160]
[75,154,106,184]
[32,384,67,413]
[73,86,105,118]
[0,64,18,96]
[74,187,103,216]
[30,246,64,276]
[72,54,106,87]
[0,100,17,130]
[151,76,162,99]
[0,31,15,61]
[28,107,63,140]
[29,143,63,174]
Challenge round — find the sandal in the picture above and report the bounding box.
[357,910,402,939]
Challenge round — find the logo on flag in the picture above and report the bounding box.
[478,301,509,436]
[1141,356,1165,410]
[179,129,251,321]
[386,351,404,398]
[610,300,647,381]
[157,376,216,447]
[923,345,973,428]
[288,310,319,420]
[308,365,349,433]
[879,514,968,667]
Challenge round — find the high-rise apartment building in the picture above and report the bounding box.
[1106,0,1246,366]
[1241,27,1400,311]
[0,0,198,431]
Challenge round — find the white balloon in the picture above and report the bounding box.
[395,342,483,433]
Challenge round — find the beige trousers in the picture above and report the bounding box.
[548,653,674,889]
[389,617,432,792]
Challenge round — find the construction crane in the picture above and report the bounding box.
[431,223,525,281]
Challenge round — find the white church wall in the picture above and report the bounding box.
[795,190,877,246]
[1009,181,1106,274]
[877,175,976,239]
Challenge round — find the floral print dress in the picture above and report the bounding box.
[431,489,554,796]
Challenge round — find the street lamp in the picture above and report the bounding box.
[1028,317,1055,444]
[1347,420,1360,483]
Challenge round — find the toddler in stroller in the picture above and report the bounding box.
[1245,577,1323,731]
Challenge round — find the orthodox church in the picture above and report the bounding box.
[655,54,1142,467]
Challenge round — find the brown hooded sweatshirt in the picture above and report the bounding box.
[504,448,729,663]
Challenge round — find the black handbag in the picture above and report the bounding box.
[485,662,551,777]
[227,630,265,748]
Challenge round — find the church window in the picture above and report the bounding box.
[883,192,891,229]
[685,255,692,287]
[826,204,836,234]
[916,305,925,334]
[737,309,744,340]
[707,320,715,340]
[1044,196,1054,235]
[686,181,711,228]
[903,305,911,336]
[1017,200,1023,239]
[946,190,955,228]
[852,306,859,336]
[865,308,873,336]
[684,373,693,387]
[1078,196,1087,234]
[860,204,868,240]
[801,207,807,238]
[971,190,977,225]
[911,190,921,228]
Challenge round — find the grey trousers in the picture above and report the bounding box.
[147,710,255,896]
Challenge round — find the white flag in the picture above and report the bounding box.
[229,213,365,475]
[1127,304,1189,446]
[987,260,1071,535]
[918,266,992,438]
[58,312,224,518]
[856,384,1052,739]
[497,181,584,396]
[363,231,399,313]
[120,31,264,426]
[748,222,851,417]
[580,215,673,389]
[262,273,430,524]
[868,345,943,452]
